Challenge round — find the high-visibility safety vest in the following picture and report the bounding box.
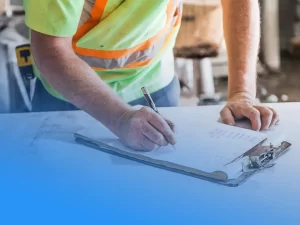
[24,0,183,103]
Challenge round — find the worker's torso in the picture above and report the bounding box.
[36,0,182,102]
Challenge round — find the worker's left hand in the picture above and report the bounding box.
[220,92,280,131]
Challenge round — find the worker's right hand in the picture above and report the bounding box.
[116,107,177,151]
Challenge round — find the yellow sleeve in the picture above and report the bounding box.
[23,0,84,37]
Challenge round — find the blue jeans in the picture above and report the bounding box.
[32,76,181,112]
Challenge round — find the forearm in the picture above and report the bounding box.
[221,0,260,98]
[31,35,131,135]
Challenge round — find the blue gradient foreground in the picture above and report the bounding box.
[0,105,300,225]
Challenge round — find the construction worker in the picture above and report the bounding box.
[23,0,279,151]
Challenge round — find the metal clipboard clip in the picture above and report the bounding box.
[243,140,292,171]
[221,139,292,187]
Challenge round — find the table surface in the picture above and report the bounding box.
[1,103,300,224]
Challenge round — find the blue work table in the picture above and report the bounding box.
[0,103,299,225]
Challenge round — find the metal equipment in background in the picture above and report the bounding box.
[0,28,34,113]
[174,1,226,106]
[0,2,33,113]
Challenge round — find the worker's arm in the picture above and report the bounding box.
[30,31,130,133]
[219,0,279,130]
[24,0,176,151]
[30,31,176,151]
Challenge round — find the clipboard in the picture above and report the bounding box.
[74,133,292,187]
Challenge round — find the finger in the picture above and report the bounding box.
[254,106,273,130]
[140,122,169,146]
[146,112,177,145]
[269,107,280,127]
[139,134,159,151]
[241,106,261,131]
[164,118,177,134]
[220,106,235,125]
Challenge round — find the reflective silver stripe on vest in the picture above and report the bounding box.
[78,0,96,28]
[77,36,163,69]
[77,5,180,69]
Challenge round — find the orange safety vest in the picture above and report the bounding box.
[72,0,182,71]
[29,0,183,103]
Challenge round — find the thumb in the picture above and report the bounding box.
[164,118,177,134]
[220,107,235,126]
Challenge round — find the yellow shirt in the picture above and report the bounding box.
[23,0,182,102]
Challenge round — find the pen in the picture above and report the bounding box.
[141,87,176,150]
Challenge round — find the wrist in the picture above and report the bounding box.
[109,104,133,137]
[228,74,257,101]
[228,91,257,104]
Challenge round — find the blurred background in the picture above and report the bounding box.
[0,0,299,113]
